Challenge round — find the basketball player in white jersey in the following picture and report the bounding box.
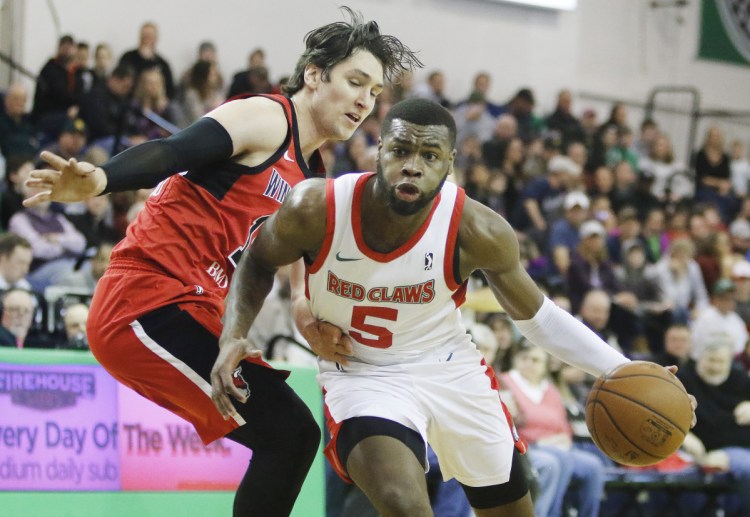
[212,98,694,516]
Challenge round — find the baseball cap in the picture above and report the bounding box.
[713,278,736,295]
[548,155,581,176]
[61,118,88,136]
[732,260,750,279]
[564,191,590,210]
[730,219,750,240]
[579,219,606,239]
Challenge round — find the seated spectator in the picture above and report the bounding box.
[548,190,590,279]
[36,118,105,169]
[497,88,540,144]
[32,34,78,139]
[67,195,121,249]
[0,83,39,160]
[605,206,644,265]
[9,180,86,293]
[0,288,44,348]
[59,302,89,350]
[501,341,606,517]
[227,48,271,98]
[454,91,496,145]
[130,67,181,141]
[0,233,33,291]
[1,155,34,230]
[653,323,692,368]
[411,70,452,108]
[179,60,224,125]
[678,334,750,515]
[691,279,749,357]
[576,289,623,353]
[544,89,584,152]
[651,238,710,323]
[639,133,691,203]
[57,241,114,291]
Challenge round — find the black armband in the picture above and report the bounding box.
[101,117,234,193]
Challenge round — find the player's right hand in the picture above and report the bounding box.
[23,151,108,206]
[210,337,263,420]
[302,320,353,366]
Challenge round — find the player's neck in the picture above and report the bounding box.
[289,94,326,163]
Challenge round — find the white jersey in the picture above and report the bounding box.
[306,172,472,367]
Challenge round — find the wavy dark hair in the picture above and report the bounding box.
[283,6,422,95]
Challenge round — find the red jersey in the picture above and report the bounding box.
[109,94,324,315]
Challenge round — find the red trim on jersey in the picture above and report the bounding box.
[308,179,337,274]
[488,361,528,455]
[322,393,354,484]
[444,187,466,291]
[352,173,442,262]
[451,281,468,308]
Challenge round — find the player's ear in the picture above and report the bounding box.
[303,65,320,89]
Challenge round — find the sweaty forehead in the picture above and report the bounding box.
[386,119,451,146]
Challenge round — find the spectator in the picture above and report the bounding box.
[501,341,606,517]
[652,237,710,323]
[482,114,518,169]
[653,323,692,368]
[59,302,90,350]
[118,22,175,99]
[691,279,749,357]
[180,60,225,125]
[483,312,517,373]
[130,67,181,140]
[639,133,690,203]
[605,206,644,266]
[678,334,750,516]
[57,242,113,292]
[73,41,96,99]
[544,89,584,150]
[0,288,37,348]
[67,195,120,249]
[633,118,659,161]
[227,48,270,98]
[9,179,87,293]
[0,233,33,291]
[576,289,623,353]
[731,139,750,197]
[32,34,78,138]
[93,43,113,84]
[498,87,540,144]
[36,118,92,167]
[548,190,590,277]
[454,91,496,145]
[78,64,137,154]
[0,83,39,160]
[1,155,34,230]
[693,125,736,223]
[411,70,451,108]
[458,71,501,117]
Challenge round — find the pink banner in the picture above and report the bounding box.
[0,364,120,490]
[118,384,251,490]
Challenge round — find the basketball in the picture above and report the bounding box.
[585,361,692,466]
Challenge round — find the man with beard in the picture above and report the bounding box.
[212,98,650,516]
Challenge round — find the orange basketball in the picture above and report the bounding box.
[585,361,692,466]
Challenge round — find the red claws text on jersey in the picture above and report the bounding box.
[326,271,435,304]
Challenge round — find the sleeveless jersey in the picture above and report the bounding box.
[306,172,471,367]
[110,94,324,309]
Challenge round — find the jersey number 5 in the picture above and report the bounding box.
[350,306,398,349]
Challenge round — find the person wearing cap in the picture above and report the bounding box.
[692,278,749,357]
[36,118,106,169]
[547,189,589,278]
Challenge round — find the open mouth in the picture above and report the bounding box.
[395,182,420,201]
[346,113,361,124]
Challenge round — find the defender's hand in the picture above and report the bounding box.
[301,320,353,365]
[210,337,262,420]
[23,151,108,206]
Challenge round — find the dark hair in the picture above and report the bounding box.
[111,63,135,80]
[189,60,213,98]
[0,233,31,257]
[381,97,457,147]
[283,6,422,95]
[59,35,75,46]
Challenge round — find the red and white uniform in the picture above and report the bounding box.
[306,172,520,486]
[88,94,324,444]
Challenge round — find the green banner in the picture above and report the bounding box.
[699,0,750,67]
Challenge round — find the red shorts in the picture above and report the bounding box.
[88,262,280,444]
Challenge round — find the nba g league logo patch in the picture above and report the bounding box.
[716,0,750,62]
[424,253,433,271]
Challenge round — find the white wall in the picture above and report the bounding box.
[12,0,750,144]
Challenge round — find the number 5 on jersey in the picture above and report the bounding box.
[350,306,398,348]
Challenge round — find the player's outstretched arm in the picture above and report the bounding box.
[458,198,629,377]
[211,179,327,418]
[24,97,287,207]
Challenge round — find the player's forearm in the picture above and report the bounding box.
[101,117,233,193]
[513,296,629,377]
[222,253,276,342]
[289,259,316,334]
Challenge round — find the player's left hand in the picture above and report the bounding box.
[665,364,698,428]
[301,320,353,365]
[210,337,262,420]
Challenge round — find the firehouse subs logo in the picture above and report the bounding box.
[326,271,435,304]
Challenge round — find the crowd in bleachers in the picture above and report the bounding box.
[2,21,750,517]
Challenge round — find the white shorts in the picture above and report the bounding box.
[319,343,517,487]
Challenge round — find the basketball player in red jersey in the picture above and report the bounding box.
[23,9,420,516]
[213,98,697,516]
